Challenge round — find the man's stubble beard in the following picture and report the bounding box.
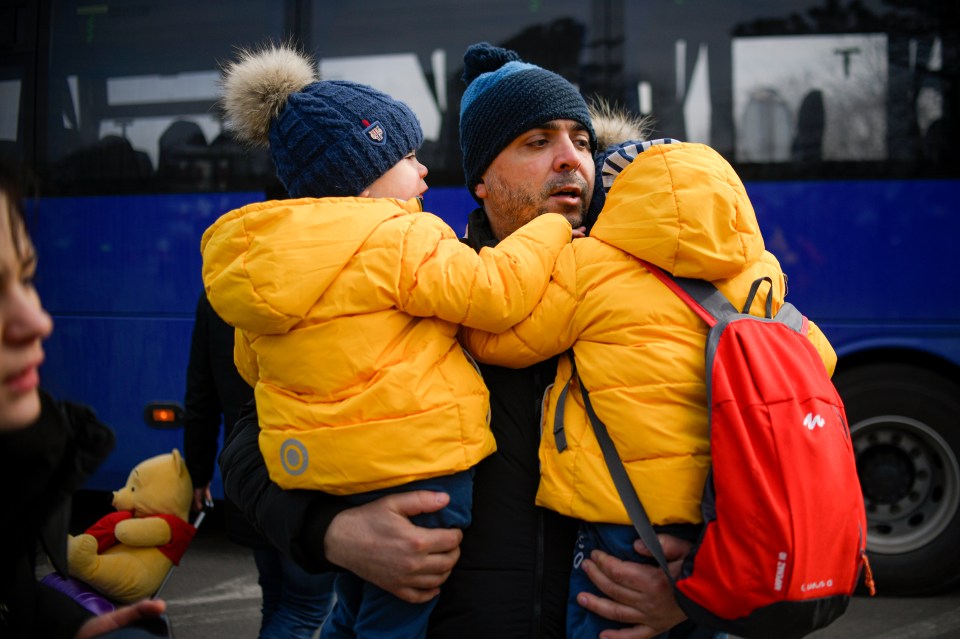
[484,173,589,241]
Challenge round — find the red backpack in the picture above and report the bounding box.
[577,262,874,639]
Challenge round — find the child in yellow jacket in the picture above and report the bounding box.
[201,44,582,638]
[462,139,838,638]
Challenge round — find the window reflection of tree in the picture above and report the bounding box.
[733,0,957,172]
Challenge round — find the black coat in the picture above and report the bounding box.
[0,390,115,639]
[219,209,578,638]
[182,292,259,547]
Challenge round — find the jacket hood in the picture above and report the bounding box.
[589,142,764,280]
[201,196,420,335]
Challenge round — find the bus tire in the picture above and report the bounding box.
[834,363,960,595]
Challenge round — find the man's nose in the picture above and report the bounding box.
[553,136,583,173]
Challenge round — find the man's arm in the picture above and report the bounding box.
[219,400,461,601]
[183,293,223,503]
[576,534,690,639]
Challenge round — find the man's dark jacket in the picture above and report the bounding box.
[183,292,259,547]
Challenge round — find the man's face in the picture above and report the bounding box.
[475,119,594,241]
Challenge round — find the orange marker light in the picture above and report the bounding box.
[153,408,176,423]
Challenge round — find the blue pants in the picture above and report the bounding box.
[254,546,337,639]
[320,469,474,639]
[567,521,719,639]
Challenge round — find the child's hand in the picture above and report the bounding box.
[572,226,586,239]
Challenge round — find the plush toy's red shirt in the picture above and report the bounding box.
[84,511,196,564]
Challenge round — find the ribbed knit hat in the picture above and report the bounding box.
[600,138,682,192]
[459,42,596,203]
[220,44,423,198]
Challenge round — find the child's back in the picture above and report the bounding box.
[202,194,570,492]
[466,141,838,525]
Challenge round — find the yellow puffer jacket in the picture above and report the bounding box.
[201,196,571,494]
[463,143,837,526]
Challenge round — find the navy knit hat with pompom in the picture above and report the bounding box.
[220,44,422,198]
[459,42,596,203]
[271,81,423,198]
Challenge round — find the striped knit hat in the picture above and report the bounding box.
[459,42,596,203]
[600,138,682,192]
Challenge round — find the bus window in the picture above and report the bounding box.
[44,0,283,194]
[733,34,888,163]
[0,78,19,152]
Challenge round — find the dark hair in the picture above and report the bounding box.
[0,158,29,256]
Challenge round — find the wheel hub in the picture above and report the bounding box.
[852,416,960,554]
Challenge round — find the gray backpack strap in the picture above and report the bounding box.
[571,353,674,578]
[553,370,572,452]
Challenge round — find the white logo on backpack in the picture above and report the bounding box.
[803,413,826,430]
[800,579,835,593]
[774,552,788,591]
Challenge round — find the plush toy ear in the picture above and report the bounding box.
[171,448,186,477]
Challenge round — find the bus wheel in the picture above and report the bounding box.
[835,363,960,595]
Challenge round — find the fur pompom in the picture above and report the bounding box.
[461,42,520,85]
[590,98,652,150]
[220,44,318,147]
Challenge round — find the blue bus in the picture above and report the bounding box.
[3,0,957,595]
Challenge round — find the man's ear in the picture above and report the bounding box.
[358,188,371,197]
[474,180,487,201]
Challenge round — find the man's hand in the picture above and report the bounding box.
[324,490,462,604]
[572,225,587,239]
[192,485,212,513]
[576,534,690,639]
[75,598,167,639]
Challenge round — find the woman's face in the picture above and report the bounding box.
[0,192,52,430]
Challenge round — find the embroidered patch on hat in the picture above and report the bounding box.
[362,119,387,145]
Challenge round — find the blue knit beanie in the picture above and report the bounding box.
[459,42,596,203]
[270,81,422,197]
[221,45,422,198]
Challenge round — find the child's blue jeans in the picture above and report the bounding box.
[567,521,719,639]
[320,469,474,639]
[255,546,336,639]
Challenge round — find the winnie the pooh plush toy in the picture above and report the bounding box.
[67,449,195,603]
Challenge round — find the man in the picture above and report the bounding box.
[219,42,694,638]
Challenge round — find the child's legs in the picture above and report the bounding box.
[320,573,362,639]
[255,546,336,639]
[253,546,282,628]
[354,578,439,639]
[567,522,641,639]
[322,572,439,639]
[324,470,474,638]
[344,469,474,529]
[566,522,714,639]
